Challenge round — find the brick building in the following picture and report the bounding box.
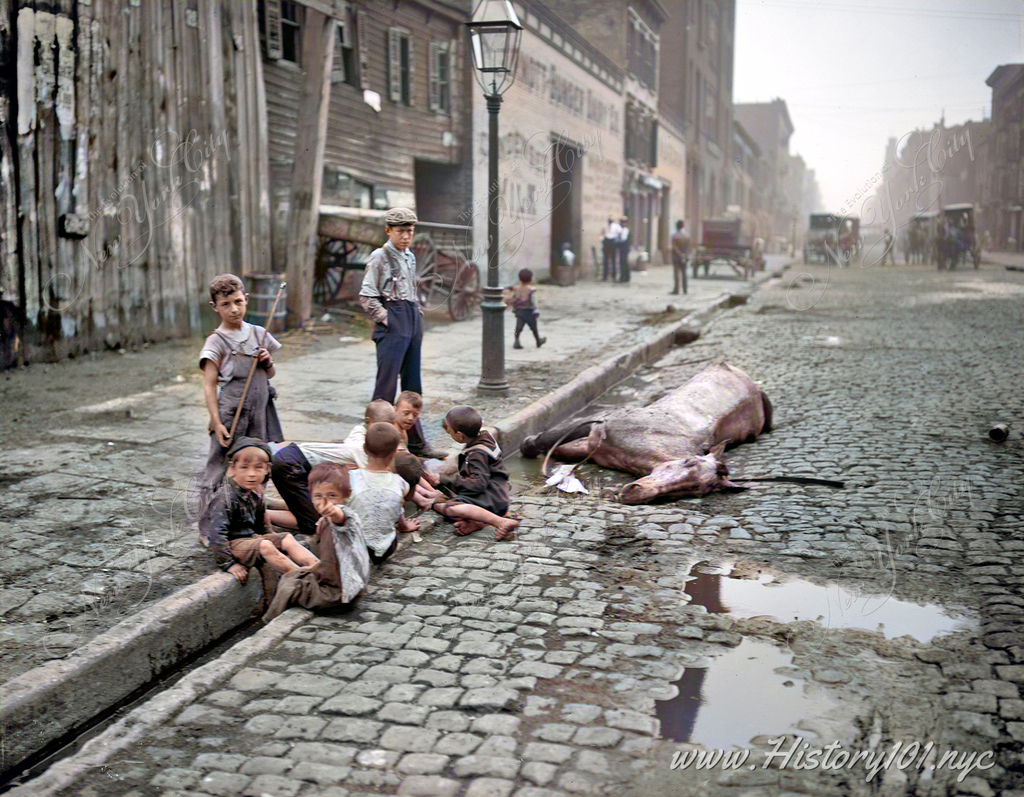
[981,64,1024,251]
[660,0,736,243]
[541,0,671,267]
[468,0,625,283]
[734,99,795,251]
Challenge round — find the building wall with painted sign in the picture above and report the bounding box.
[468,3,624,285]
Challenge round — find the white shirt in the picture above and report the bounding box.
[619,225,630,242]
[604,221,622,241]
[347,469,408,557]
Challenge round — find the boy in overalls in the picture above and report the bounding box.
[196,274,283,513]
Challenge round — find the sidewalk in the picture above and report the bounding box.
[0,261,775,685]
[982,250,1024,269]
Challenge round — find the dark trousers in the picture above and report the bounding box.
[372,300,423,403]
[618,242,631,282]
[514,310,541,344]
[371,301,431,455]
[602,240,618,280]
[270,443,319,537]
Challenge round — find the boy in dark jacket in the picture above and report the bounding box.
[425,406,520,541]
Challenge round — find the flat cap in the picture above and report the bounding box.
[384,207,418,226]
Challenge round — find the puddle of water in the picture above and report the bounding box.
[684,563,971,642]
[657,638,835,747]
[502,455,545,490]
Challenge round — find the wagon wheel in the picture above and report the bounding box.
[448,261,481,321]
[412,233,444,310]
[313,237,353,305]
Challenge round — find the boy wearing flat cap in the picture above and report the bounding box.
[358,207,447,459]
[200,437,319,584]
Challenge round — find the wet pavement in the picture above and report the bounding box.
[13,257,1024,797]
[0,263,736,683]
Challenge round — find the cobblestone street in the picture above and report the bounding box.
[14,258,1023,797]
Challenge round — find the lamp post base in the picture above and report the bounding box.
[476,285,509,395]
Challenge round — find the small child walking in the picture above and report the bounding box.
[506,269,546,350]
[263,463,371,622]
[196,274,283,510]
[424,406,520,541]
[201,438,319,585]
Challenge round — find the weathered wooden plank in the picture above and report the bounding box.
[53,5,75,349]
[70,0,93,345]
[34,9,59,340]
[0,0,18,305]
[205,0,230,279]
[249,0,273,277]
[284,9,336,327]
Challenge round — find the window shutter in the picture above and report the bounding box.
[263,0,283,60]
[356,9,367,89]
[406,35,414,106]
[388,28,401,102]
[428,41,439,111]
[331,23,346,83]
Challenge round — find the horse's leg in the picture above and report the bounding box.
[520,419,599,459]
[550,438,591,461]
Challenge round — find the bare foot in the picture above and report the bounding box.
[397,516,421,533]
[494,516,521,541]
[453,519,487,536]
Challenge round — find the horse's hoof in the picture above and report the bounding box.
[520,435,542,458]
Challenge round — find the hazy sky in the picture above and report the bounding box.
[734,0,1023,212]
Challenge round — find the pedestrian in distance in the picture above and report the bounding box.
[602,216,621,281]
[505,268,546,349]
[670,220,691,295]
[882,227,896,266]
[358,206,447,460]
[618,215,631,283]
[196,274,283,512]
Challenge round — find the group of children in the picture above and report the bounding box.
[196,273,520,621]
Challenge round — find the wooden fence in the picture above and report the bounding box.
[0,0,272,364]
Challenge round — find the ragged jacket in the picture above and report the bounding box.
[439,431,510,513]
[199,478,270,571]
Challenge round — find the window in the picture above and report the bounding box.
[626,8,658,91]
[389,27,413,106]
[280,1,301,65]
[429,40,451,113]
[322,169,373,208]
[331,7,359,87]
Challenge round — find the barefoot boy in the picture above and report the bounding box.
[426,406,519,541]
[201,438,318,584]
[263,463,371,622]
[197,274,283,508]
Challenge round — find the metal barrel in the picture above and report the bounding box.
[245,273,287,334]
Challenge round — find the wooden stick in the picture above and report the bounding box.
[227,281,287,445]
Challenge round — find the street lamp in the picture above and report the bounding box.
[467,0,522,395]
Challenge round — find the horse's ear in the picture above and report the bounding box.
[708,442,727,459]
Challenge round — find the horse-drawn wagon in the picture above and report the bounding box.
[691,218,761,280]
[936,203,981,270]
[315,207,482,320]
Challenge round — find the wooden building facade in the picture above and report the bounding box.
[0,0,272,366]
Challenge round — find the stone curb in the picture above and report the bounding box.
[2,264,785,783]
[1,571,265,779]
[7,608,312,797]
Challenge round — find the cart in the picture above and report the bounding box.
[937,203,981,270]
[905,212,938,264]
[315,208,481,320]
[804,213,840,264]
[692,218,757,280]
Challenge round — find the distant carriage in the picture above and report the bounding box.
[906,212,939,264]
[692,218,762,280]
[804,213,840,264]
[936,203,981,271]
[315,209,482,321]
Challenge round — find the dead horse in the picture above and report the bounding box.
[519,361,773,504]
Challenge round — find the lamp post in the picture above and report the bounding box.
[467,0,522,396]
